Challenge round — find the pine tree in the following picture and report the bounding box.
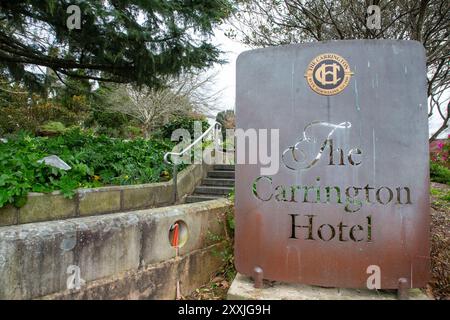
[0,0,235,91]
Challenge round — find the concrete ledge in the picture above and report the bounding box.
[78,189,122,216]
[40,243,226,300]
[0,205,18,226]
[18,192,76,224]
[0,199,232,299]
[122,182,173,211]
[0,163,210,227]
[227,273,430,300]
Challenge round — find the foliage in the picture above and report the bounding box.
[430,162,450,185]
[0,0,235,91]
[229,0,450,140]
[220,139,234,152]
[101,83,191,137]
[0,99,83,135]
[431,187,450,204]
[216,109,235,138]
[0,76,91,135]
[99,69,221,138]
[0,76,138,138]
[431,137,450,166]
[0,128,175,208]
[157,114,209,140]
[0,67,218,140]
[190,190,236,299]
[84,103,133,138]
[125,126,143,139]
[38,121,67,135]
[226,189,235,234]
[216,109,235,152]
[221,190,236,282]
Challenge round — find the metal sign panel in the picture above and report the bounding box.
[235,40,430,289]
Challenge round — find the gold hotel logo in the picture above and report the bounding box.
[305,53,354,96]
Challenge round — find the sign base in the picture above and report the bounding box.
[227,274,430,300]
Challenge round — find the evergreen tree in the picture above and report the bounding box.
[0,0,235,91]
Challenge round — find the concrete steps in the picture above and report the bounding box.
[213,164,235,171]
[185,194,222,203]
[202,178,235,187]
[185,164,235,203]
[207,170,235,179]
[195,185,234,195]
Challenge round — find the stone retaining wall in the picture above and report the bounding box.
[0,198,232,299]
[0,163,211,227]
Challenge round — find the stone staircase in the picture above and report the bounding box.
[185,164,235,203]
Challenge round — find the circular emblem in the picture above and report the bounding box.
[304,53,353,96]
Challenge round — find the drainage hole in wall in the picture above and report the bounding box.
[169,220,188,248]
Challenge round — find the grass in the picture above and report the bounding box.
[430,186,450,211]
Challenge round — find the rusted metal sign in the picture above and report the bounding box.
[235,40,430,289]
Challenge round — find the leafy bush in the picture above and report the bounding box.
[0,129,176,208]
[126,125,142,138]
[430,187,450,202]
[84,103,133,138]
[0,99,85,135]
[430,137,449,166]
[157,114,209,140]
[216,109,235,139]
[38,121,67,135]
[430,161,450,185]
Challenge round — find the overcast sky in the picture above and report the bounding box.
[210,26,249,114]
[210,27,448,139]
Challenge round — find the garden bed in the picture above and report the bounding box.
[0,129,177,210]
[0,129,211,226]
[0,163,210,226]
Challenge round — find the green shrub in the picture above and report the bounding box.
[0,99,85,135]
[430,161,450,185]
[39,121,67,135]
[0,129,176,208]
[83,109,135,138]
[157,114,209,140]
[125,125,143,138]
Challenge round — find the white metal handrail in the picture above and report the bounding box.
[164,122,222,165]
[164,121,222,203]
